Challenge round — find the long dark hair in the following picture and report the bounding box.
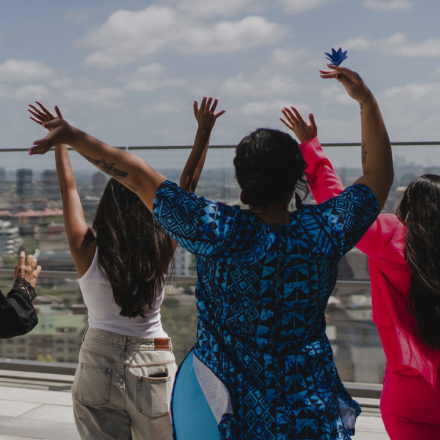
[233,128,308,206]
[396,174,440,350]
[93,179,173,319]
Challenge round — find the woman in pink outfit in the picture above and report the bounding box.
[279,76,440,437]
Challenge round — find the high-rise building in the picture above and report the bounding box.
[91,171,108,196]
[0,220,22,256]
[42,170,60,198]
[0,167,5,192]
[16,168,33,198]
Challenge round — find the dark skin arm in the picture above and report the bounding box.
[319,65,393,210]
[180,97,225,192]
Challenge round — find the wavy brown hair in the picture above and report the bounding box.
[93,179,173,319]
[396,174,440,350]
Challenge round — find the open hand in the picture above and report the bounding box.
[280,107,317,144]
[194,97,226,132]
[29,118,74,155]
[28,101,63,129]
[14,251,42,288]
[320,65,373,104]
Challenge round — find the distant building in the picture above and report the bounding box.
[0,314,87,363]
[81,196,100,216]
[173,245,196,276]
[92,172,108,196]
[47,222,65,236]
[42,170,60,198]
[16,168,33,198]
[0,220,22,256]
[0,167,5,192]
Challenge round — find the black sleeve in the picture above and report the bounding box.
[0,285,38,339]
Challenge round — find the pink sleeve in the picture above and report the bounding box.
[300,137,395,259]
[300,137,345,204]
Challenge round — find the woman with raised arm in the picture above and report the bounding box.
[30,66,392,440]
[280,66,440,439]
[28,97,225,440]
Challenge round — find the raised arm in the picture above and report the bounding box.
[280,106,398,259]
[180,97,225,192]
[30,113,164,212]
[29,103,95,277]
[280,107,345,203]
[320,66,393,211]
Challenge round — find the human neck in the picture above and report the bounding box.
[249,202,290,224]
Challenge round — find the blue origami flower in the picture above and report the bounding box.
[325,47,348,66]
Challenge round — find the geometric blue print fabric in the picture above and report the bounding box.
[154,181,379,440]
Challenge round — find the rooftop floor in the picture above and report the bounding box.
[0,370,389,440]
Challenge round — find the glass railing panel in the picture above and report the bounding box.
[0,143,439,383]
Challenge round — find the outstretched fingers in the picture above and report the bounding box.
[35,265,42,278]
[281,108,298,127]
[280,117,293,130]
[210,98,218,113]
[193,100,199,117]
[309,113,317,132]
[54,106,63,119]
[200,96,207,112]
[215,109,226,119]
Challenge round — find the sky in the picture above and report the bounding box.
[0,0,439,170]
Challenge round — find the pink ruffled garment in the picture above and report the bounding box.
[300,137,440,388]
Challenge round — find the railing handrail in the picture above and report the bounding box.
[1,141,440,153]
[0,268,371,288]
[0,358,382,399]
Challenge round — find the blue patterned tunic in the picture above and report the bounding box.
[154,180,379,440]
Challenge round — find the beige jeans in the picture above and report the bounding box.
[72,328,177,440]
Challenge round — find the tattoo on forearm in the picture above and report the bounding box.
[360,103,364,115]
[82,155,128,180]
[361,142,367,164]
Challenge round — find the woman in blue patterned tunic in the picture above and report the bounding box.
[30,66,393,439]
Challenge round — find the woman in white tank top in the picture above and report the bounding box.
[28,98,225,440]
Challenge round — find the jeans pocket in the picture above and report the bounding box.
[73,363,112,407]
[136,365,173,418]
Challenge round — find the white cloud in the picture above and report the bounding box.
[340,36,372,51]
[0,84,49,101]
[384,82,440,102]
[178,0,256,19]
[322,84,357,106]
[364,0,412,11]
[241,100,310,117]
[64,9,89,25]
[382,34,440,57]
[270,47,321,71]
[222,74,299,98]
[142,97,188,114]
[81,6,287,68]
[378,81,440,141]
[62,88,125,109]
[341,33,440,58]
[119,63,185,92]
[279,0,330,15]
[179,16,286,55]
[0,59,55,82]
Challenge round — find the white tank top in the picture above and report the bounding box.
[78,249,168,338]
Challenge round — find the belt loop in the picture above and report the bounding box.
[122,335,128,352]
[82,327,88,342]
